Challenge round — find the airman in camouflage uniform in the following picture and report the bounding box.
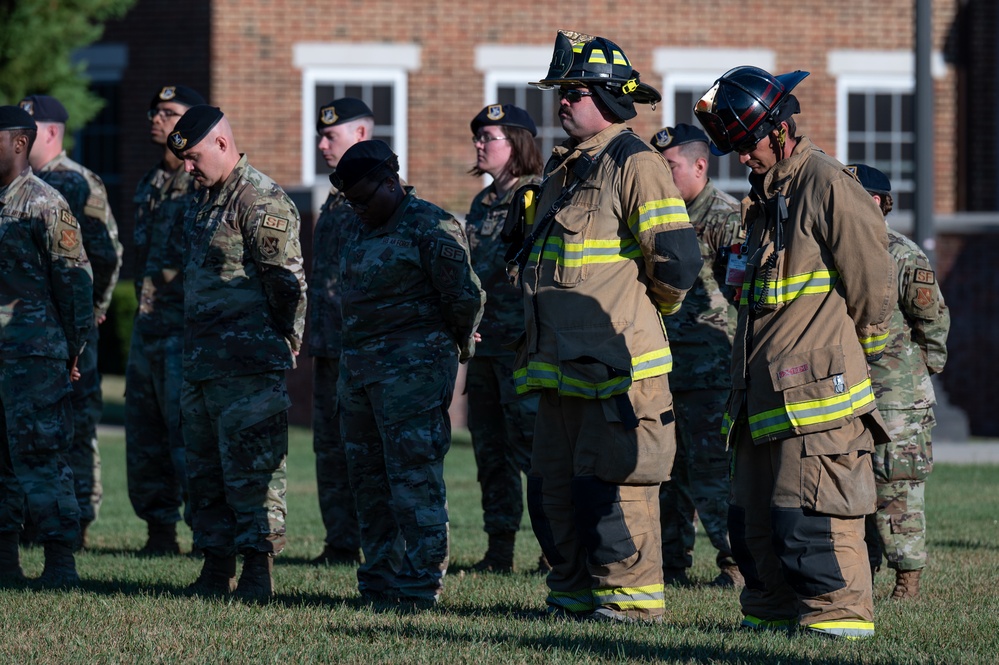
[126,86,206,555]
[0,105,93,587]
[651,124,744,588]
[170,106,307,601]
[850,164,950,600]
[334,141,484,607]
[308,98,373,566]
[20,96,123,546]
[464,104,544,573]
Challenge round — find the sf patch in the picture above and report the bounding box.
[262,214,289,232]
[914,268,935,285]
[60,209,78,228]
[433,240,467,295]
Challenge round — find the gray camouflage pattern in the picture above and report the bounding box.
[126,163,199,527]
[464,176,540,537]
[308,190,361,547]
[338,188,484,600]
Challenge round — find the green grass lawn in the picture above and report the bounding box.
[2,417,998,663]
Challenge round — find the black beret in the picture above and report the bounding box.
[149,85,206,110]
[18,95,69,123]
[650,123,708,151]
[0,105,36,131]
[168,105,223,156]
[316,97,373,134]
[331,140,398,191]
[847,164,892,194]
[470,104,537,137]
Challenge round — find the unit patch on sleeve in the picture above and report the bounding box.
[914,268,935,285]
[59,228,80,251]
[60,209,78,227]
[86,194,105,210]
[914,286,934,309]
[260,235,280,259]
[262,214,289,232]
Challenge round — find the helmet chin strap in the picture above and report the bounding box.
[768,124,788,161]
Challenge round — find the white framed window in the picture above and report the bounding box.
[828,51,948,217]
[294,43,420,211]
[653,48,776,200]
[476,46,562,164]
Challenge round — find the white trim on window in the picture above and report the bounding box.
[293,42,419,207]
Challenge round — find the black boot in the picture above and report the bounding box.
[0,532,26,584]
[186,554,237,596]
[472,532,516,573]
[138,522,181,556]
[39,541,80,587]
[235,552,274,603]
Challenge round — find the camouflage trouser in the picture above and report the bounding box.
[66,325,102,524]
[659,388,735,571]
[465,354,538,535]
[125,330,188,526]
[0,357,80,546]
[312,356,359,549]
[339,360,455,601]
[865,407,934,572]
[181,372,290,557]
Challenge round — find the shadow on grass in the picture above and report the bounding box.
[933,538,999,551]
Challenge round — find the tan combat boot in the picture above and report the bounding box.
[235,551,274,603]
[186,554,237,596]
[0,532,26,584]
[891,569,921,600]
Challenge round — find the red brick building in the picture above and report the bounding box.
[78,0,999,433]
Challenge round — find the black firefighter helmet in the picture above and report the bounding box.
[531,30,661,117]
[694,65,809,156]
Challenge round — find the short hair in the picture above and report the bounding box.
[10,127,37,153]
[676,139,710,163]
[469,126,544,179]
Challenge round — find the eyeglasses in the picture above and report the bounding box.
[558,88,594,103]
[147,108,181,121]
[346,180,384,209]
[472,134,509,145]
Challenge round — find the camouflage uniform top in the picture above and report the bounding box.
[0,167,93,359]
[307,188,359,358]
[869,225,950,410]
[663,179,744,390]
[465,174,540,357]
[36,151,122,320]
[133,162,199,337]
[183,154,307,381]
[339,188,485,384]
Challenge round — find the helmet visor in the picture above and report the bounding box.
[694,83,734,155]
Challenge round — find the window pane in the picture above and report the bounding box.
[900,94,914,132]
[874,94,893,132]
[848,93,866,130]
[875,142,892,161]
[372,86,393,124]
[674,91,695,125]
[848,142,867,162]
[344,84,363,99]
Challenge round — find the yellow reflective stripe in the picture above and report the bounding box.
[806,620,875,639]
[859,330,889,355]
[532,236,641,268]
[658,301,682,316]
[611,49,629,66]
[547,589,594,613]
[746,377,875,439]
[515,347,672,396]
[741,615,796,630]
[721,411,733,436]
[593,584,665,610]
[588,51,608,64]
[739,269,839,306]
[632,347,672,380]
[632,198,689,235]
[786,377,875,428]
